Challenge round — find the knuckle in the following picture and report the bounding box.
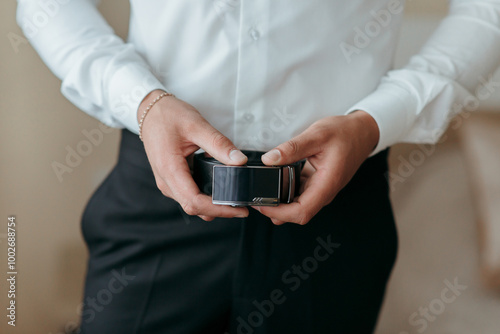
[182,195,204,216]
[155,179,170,196]
[182,202,197,216]
[271,219,282,225]
[160,189,170,198]
[283,139,299,156]
[297,212,311,225]
[155,178,164,190]
[211,131,230,149]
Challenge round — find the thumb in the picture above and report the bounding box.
[192,121,247,166]
[262,130,320,165]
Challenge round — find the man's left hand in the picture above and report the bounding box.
[253,110,379,225]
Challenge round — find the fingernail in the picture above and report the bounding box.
[237,213,248,218]
[229,149,247,163]
[262,149,281,164]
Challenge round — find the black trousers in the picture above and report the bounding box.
[79,129,398,334]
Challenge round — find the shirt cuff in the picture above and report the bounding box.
[107,64,168,134]
[346,82,418,155]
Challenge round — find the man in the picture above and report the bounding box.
[17,0,500,333]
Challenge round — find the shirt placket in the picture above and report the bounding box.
[233,0,270,150]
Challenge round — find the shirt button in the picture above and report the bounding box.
[249,28,260,41]
[243,113,254,122]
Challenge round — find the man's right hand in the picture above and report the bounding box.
[138,90,249,221]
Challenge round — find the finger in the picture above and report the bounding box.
[199,215,215,221]
[251,206,287,224]
[191,121,247,166]
[162,155,249,218]
[271,218,286,225]
[261,127,322,166]
[255,168,337,224]
[301,161,315,177]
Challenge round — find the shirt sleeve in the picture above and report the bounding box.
[16,0,167,134]
[347,0,500,155]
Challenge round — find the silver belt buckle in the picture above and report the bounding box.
[211,165,296,207]
[281,166,295,204]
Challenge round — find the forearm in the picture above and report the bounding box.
[349,0,500,154]
[17,0,166,133]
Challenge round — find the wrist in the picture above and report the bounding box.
[137,89,168,123]
[137,90,176,141]
[348,110,380,152]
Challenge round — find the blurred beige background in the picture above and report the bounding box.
[1,1,500,333]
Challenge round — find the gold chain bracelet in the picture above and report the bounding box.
[138,92,175,141]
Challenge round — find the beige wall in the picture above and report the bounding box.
[1,1,129,333]
[1,1,495,333]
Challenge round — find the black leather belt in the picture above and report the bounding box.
[193,151,305,207]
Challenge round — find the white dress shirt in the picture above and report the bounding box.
[17,0,500,154]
